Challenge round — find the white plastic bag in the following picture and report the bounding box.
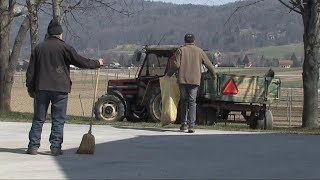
[159,76,180,126]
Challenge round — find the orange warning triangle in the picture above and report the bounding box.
[223,79,239,95]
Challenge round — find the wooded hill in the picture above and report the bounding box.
[13,0,303,56]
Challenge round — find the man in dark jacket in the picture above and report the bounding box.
[26,19,103,156]
[167,33,216,133]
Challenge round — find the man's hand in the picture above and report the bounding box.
[165,73,172,78]
[27,89,35,98]
[98,58,104,66]
[211,71,217,80]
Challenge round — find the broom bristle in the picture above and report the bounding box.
[77,68,99,155]
[76,132,95,154]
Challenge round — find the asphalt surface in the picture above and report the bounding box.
[1,121,320,179]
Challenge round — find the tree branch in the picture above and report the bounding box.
[9,16,30,71]
[225,0,265,25]
[278,0,302,14]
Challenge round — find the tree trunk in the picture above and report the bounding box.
[3,17,30,112]
[27,0,40,50]
[0,0,12,113]
[301,0,320,128]
[52,0,62,21]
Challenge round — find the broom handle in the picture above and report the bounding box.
[89,68,100,133]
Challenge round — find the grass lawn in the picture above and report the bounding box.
[216,67,303,88]
[1,112,319,135]
[249,43,304,59]
[281,80,303,88]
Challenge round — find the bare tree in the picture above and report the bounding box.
[232,0,319,128]
[27,0,43,50]
[0,0,142,113]
[52,0,62,20]
[278,0,320,128]
[0,0,30,112]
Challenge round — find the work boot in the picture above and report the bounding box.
[188,126,195,133]
[26,147,38,155]
[180,124,188,131]
[51,148,63,156]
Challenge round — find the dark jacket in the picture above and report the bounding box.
[168,43,215,86]
[26,36,100,93]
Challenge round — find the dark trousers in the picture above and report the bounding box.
[179,84,199,128]
[28,90,68,149]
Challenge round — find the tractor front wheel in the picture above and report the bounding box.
[94,95,125,121]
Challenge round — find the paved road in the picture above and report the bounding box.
[0,122,319,179]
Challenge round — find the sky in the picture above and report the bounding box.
[150,0,238,6]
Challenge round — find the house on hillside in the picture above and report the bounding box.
[279,60,293,68]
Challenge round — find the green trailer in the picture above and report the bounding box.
[197,69,281,129]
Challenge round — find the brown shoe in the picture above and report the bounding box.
[180,124,188,131]
[51,148,63,156]
[26,147,38,155]
[187,128,195,133]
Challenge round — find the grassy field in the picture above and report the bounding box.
[11,67,304,114]
[8,67,309,128]
[216,67,303,88]
[249,43,304,59]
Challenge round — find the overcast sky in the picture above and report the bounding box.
[150,0,238,6]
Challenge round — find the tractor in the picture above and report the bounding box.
[94,45,179,122]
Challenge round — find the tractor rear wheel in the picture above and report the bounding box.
[94,95,125,121]
[148,87,162,122]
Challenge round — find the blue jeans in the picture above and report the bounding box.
[179,84,199,128]
[28,91,68,150]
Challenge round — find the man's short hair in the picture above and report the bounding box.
[184,33,195,43]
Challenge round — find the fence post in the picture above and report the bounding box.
[106,69,109,91]
[289,88,292,127]
[20,70,24,87]
[116,70,119,79]
[287,90,289,126]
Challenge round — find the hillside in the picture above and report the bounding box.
[13,0,303,55]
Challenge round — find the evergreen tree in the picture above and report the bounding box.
[243,55,250,66]
[272,58,279,67]
[237,57,243,66]
[207,52,217,65]
[259,55,265,67]
[291,52,300,67]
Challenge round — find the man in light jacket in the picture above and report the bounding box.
[167,33,216,133]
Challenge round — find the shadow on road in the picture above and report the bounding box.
[0,148,27,154]
[112,126,182,132]
[52,134,320,179]
[0,148,53,156]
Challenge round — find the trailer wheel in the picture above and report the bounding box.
[264,110,273,130]
[94,95,125,121]
[252,110,273,130]
[197,105,217,125]
[148,87,161,122]
[255,119,265,130]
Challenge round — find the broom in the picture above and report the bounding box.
[77,68,100,154]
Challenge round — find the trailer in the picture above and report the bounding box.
[197,70,281,129]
